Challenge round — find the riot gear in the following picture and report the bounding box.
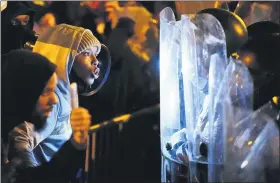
[198,8,248,56]
[238,32,280,110]
[160,5,280,183]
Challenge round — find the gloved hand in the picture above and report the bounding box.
[70,107,91,150]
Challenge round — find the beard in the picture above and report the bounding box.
[30,112,47,130]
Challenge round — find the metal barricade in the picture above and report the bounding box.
[85,104,160,183]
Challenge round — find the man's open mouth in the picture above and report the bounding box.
[91,68,100,79]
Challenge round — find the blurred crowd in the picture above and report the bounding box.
[1,1,167,182]
[28,1,165,112]
[31,1,163,62]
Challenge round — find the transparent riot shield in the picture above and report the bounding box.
[207,57,254,182]
[160,6,229,183]
[181,12,228,183]
[224,101,279,182]
[159,7,180,148]
[160,7,184,182]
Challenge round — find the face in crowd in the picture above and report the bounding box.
[33,73,58,128]
[73,47,100,86]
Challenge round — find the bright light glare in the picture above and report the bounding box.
[241,160,248,169]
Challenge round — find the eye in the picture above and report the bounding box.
[22,20,29,26]
[82,52,91,56]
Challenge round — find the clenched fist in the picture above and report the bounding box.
[70,107,91,150]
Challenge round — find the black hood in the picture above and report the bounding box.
[1,50,56,141]
[1,2,36,55]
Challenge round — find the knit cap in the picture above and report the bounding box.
[77,30,101,55]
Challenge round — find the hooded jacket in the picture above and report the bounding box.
[1,50,56,143]
[1,50,87,183]
[8,24,101,167]
[78,18,160,182]
[83,18,159,122]
[1,49,56,180]
[1,2,37,55]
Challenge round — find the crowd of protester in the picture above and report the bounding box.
[1,1,166,182]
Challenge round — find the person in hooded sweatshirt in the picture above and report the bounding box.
[1,2,37,55]
[2,50,92,183]
[78,15,160,183]
[8,24,102,170]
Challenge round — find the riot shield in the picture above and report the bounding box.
[224,101,279,182]
[207,57,254,182]
[207,50,279,183]
[159,7,185,183]
[182,12,228,182]
[160,6,279,183]
[160,6,229,183]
